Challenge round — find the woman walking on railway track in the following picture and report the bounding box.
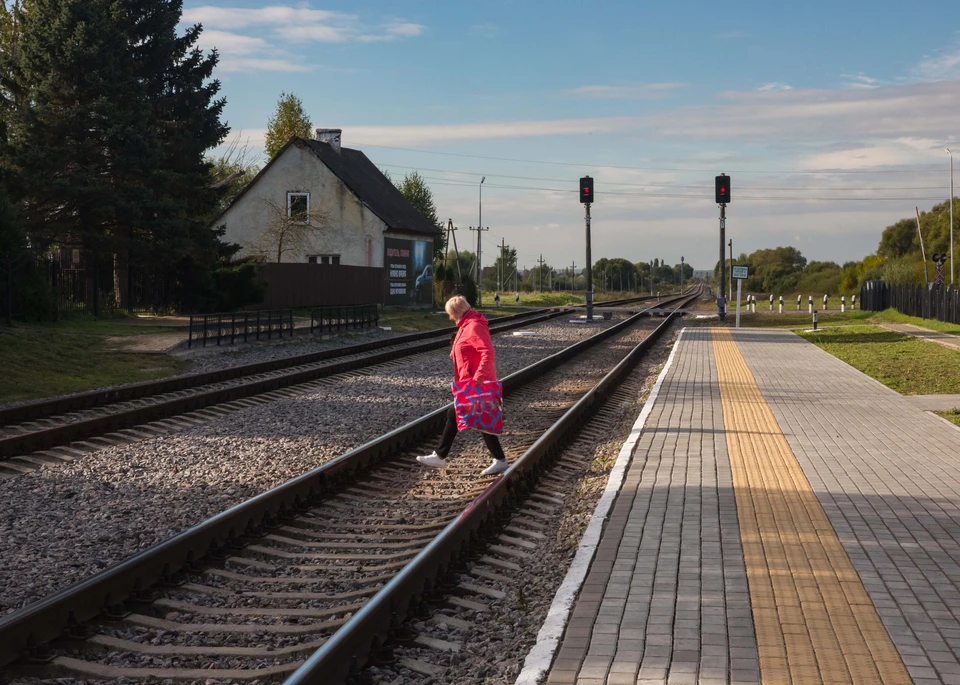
[417,295,509,476]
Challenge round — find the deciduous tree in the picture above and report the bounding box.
[264,92,312,158]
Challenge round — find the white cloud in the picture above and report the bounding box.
[182,5,425,71]
[840,72,881,89]
[345,117,642,146]
[914,45,960,81]
[195,29,308,72]
[565,83,686,100]
[757,82,793,92]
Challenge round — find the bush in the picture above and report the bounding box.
[213,262,267,311]
[455,275,479,307]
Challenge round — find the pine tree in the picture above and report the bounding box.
[4,0,159,255]
[264,92,312,158]
[2,0,227,271]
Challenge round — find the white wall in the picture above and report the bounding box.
[217,143,388,266]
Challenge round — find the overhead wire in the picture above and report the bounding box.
[357,141,945,175]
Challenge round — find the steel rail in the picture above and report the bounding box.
[0,292,695,669]
[285,287,701,683]
[0,308,555,427]
[0,309,567,459]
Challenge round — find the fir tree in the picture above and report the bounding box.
[2,0,227,270]
[264,92,312,158]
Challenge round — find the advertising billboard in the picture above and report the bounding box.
[384,237,433,307]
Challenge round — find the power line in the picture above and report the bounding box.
[357,141,944,175]
[414,176,946,202]
[378,162,947,191]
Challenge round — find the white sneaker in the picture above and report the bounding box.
[481,459,509,476]
[417,452,447,468]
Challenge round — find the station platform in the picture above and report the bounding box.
[518,327,960,685]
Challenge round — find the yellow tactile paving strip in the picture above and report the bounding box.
[712,328,911,684]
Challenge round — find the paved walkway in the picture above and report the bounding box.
[880,322,960,353]
[529,327,960,684]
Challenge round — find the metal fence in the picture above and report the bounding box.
[1,250,181,323]
[859,280,960,324]
[310,304,379,338]
[188,309,294,348]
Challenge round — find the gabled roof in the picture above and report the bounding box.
[213,137,440,237]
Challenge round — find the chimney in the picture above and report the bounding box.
[314,128,342,154]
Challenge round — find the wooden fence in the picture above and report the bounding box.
[254,264,385,310]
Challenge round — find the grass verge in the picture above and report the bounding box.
[796,324,960,395]
[712,310,873,329]
[871,309,960,336]
[936,410,960,428]
[0,316,187,405]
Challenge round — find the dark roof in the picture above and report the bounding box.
[303,138,439,236]
[213,137,440,237]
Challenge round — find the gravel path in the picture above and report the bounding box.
[0,316,614,616]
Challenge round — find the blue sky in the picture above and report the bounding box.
[184,1,960,273]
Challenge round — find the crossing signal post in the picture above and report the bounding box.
[716,174,730,321]
[580,176,594,320]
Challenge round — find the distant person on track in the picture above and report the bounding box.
[417,295,509,476]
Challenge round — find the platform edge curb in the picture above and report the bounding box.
[513,327,688,685]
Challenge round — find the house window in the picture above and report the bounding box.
[287,192,309,222]
[308,254,340,265]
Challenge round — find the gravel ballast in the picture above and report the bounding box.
[0,317,616,616]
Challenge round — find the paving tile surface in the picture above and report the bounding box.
[546,329,759,684]
[739,327,960,684]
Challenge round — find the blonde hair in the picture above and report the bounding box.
[445,295,471,318]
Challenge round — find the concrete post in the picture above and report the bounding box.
[797,295,802,311]
[851,295,856,310]
[808,295,813,313]
[823,294,828,311]
[779,296,784,313]
[769,294,774,311]
[841,295,846,313]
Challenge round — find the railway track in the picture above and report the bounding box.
[0,288,700,683]
[0,308,565,477]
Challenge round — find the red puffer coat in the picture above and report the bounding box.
[451,310,497,384]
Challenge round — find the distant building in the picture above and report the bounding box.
[214,129,440,306]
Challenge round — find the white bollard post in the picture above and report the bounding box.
[823,294,828,311]
[797,295,802,311]
[841,295,846,313]
[808,295,813,314]
[851,295,856,310]
[779,296,784,314]
[752,296,757,313]
[769,294,774,311]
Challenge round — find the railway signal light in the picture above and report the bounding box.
[580,176,594,204]
[715,174,731,204]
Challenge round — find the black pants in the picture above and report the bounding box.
[436,406,506,461]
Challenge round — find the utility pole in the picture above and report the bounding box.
[650,260,654,296]
[728,238,733,302]
[948,148,955,285]
[499,237,508,292]
[444,219,462,282]
[571,261,577,292]
[469,225,489,303]
[537,254,546,292]
[680,256,685,295]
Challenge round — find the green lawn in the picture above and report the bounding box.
[378,310,454,333]
[0,317,187,405]
[715,310,873,329]
[796,324,960,395]
[936,410,960,428]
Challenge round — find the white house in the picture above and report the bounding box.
[214,129,439,305]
